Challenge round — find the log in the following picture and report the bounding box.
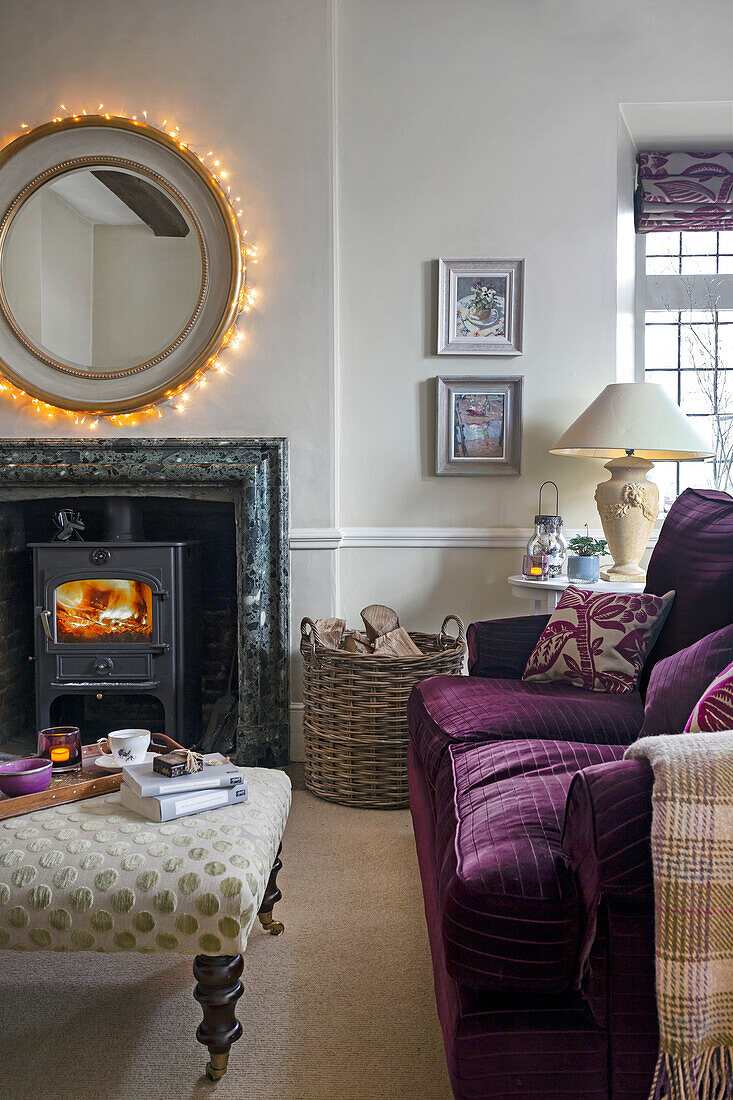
[342,634,371,655]
[314,617,346,650]
[360,604,399,644]
[373,627,423,657]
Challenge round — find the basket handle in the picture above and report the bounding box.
[301,616,324,655]
[439,614,466,649]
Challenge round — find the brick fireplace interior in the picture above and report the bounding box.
[0,493,238,751]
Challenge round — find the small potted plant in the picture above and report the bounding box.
[566,528,608,584]
[470,281,500,321]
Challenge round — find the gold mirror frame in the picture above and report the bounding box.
[0,116,243,414]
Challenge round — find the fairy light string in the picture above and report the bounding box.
[0,106,258,426]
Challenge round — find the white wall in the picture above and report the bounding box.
[2,0,733,758]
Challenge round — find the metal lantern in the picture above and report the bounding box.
[526,481,567,578]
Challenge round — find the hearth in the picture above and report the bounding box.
[31,499,201,742]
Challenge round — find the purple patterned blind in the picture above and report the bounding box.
[635,151,733,232]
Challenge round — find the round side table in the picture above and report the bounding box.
[508,574,645,614]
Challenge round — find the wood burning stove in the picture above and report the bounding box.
[31,500,200,743]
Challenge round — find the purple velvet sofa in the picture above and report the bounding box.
[408,489,733,1100]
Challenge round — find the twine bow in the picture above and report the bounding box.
[171,748,207,773]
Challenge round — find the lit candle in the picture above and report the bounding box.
[50,746,70,763]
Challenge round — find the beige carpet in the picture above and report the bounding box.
[0,787,452,1099]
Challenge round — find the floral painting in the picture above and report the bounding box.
[455,276,507,339]
[452,392,505,459]
[438,258,524,356]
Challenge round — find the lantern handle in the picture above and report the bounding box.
[538,480,559,516]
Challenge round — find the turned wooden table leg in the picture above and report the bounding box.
[258,843,284,935]
[193,953,244,1081]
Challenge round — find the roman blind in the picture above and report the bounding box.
[635,151,733,232]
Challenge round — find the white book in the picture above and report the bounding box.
[122,754,243,798]
[120,778,248,822]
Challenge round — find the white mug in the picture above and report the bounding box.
[97,728,151,766]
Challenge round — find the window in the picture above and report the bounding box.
[641,230,733,510]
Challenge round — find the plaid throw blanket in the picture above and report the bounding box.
[625,731,733,1100]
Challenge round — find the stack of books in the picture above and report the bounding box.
[120,753,247,821]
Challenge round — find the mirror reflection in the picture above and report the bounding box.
[1,167,203,373]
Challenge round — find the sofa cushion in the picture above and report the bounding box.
[644,488,733,667]
[435,738,624,992]
[640,623,733,737]
[522,586,674,694]
[408,674,643,786]
[685,660,733,732]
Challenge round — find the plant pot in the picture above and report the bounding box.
[567,554,600,584]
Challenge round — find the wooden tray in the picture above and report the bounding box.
[0,735,183,820]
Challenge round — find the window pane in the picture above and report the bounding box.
[649,462,678,513]
[717,255,733,274]
[679,459,716,493]
[680,324,715,370]
[646,255,680,275]
[719,230,733,251]
[646,231,681,256]
[645,310,676,325]
[645,324,678,368]
[715,368,733,404]
[716,325,733,364]
[645,370,679,403]
[680,371,717,415]
[682,230,717,254]
[681,255,718,275]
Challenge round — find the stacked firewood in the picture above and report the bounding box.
[312,604,423,657]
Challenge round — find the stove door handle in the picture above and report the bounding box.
[38,608,53,642]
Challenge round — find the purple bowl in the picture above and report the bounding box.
[0,757,53,797]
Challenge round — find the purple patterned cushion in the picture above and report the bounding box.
[645,488,733,667]
[435,737,625,992]
[522,586,674,694]
[408,674,643,786]
[640,624,733,736]
[684,661,733,732]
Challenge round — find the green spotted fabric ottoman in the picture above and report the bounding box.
[0,766,291,1080]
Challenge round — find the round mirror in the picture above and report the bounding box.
[0,117,242,412]
[1,167,203,375]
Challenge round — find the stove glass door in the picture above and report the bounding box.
[54,579,153,644]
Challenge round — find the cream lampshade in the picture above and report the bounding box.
[550,382,713,582]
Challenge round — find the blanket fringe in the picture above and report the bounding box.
[649,1048,733,1100]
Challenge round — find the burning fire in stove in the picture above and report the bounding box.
[55,579,153,643]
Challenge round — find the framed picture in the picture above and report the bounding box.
[436,376,522,476]
[437,258,524,355]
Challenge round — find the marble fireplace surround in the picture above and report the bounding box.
[0,438,289,767]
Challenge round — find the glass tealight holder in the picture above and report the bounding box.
[37,726,82,773]
[522,553,549,581]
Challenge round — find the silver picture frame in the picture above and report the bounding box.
[436,375,523,476]
[437,257,524,356]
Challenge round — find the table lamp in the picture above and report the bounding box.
[550,383,713,582]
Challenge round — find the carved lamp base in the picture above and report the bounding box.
[594,457,659,584]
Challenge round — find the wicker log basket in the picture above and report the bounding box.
[300,614,466,808]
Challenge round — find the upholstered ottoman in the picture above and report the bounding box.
[0,766,291,1080]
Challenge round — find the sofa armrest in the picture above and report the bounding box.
[467,614,549,678]
[562,758,654,975]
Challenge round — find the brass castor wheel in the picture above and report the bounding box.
[206,1052,230,1081]
[258,910,284,935]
